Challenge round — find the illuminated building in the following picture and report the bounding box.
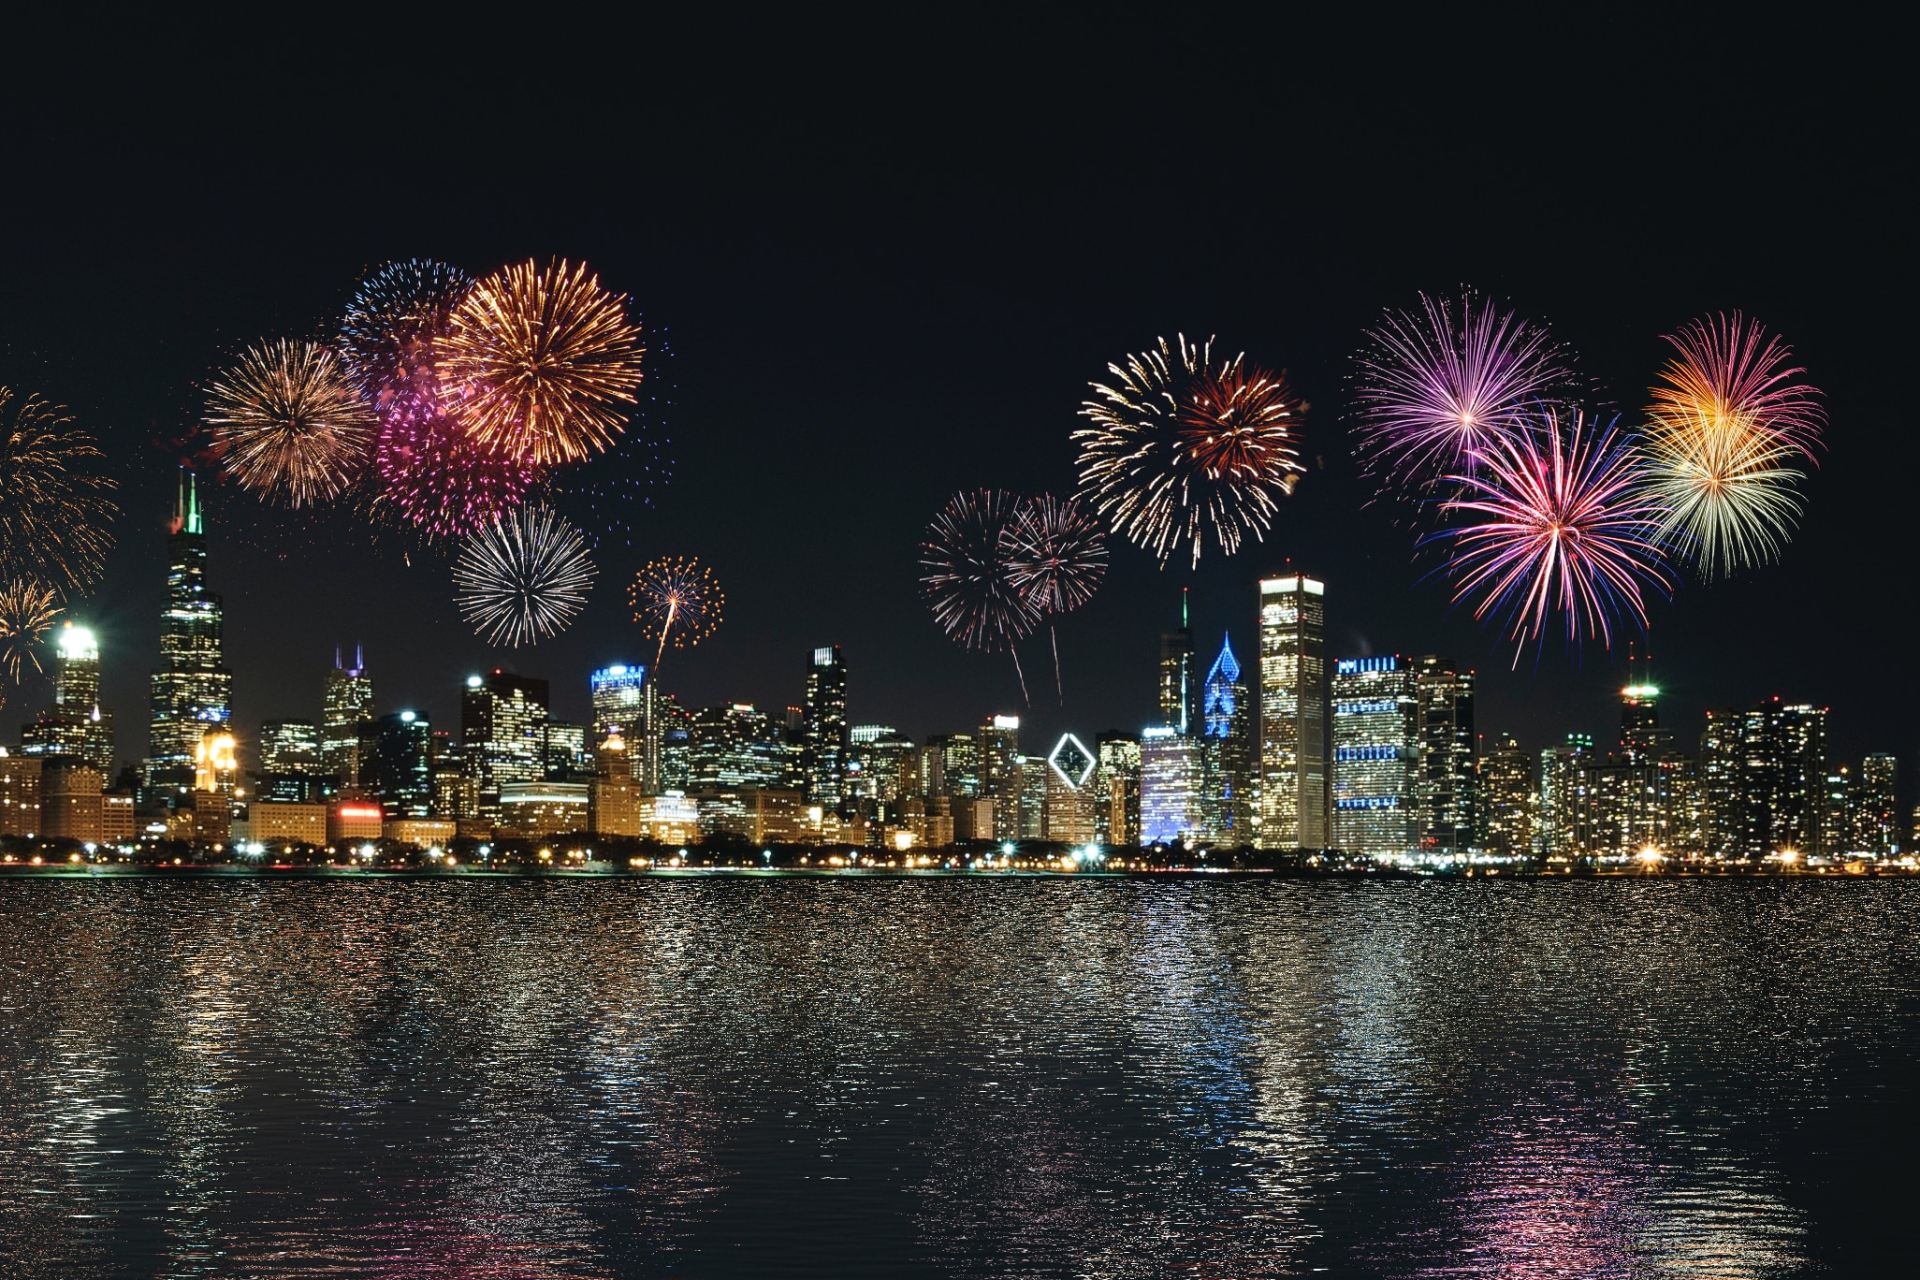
[542,720,588,777]
[327,800,386,844]
[846,725,917,810]
[248,801,328,847]
[146,472,233,794]
[1158,588,1195,734]
[696,787,808,843]
[923,733,979,799]
[385,818,456,849]
[590,734,643,837]
[1043,733,1097,844]
[1705,699,1828,860]
[322,645,375,792]
[0,751,44,836]
[1331,656,1420,858]
[687,704,790,790]
[803,646,850,811]
[1201,634,1254,843]
[1095,733,1140,847]
[1411,655,1476,856]
[101,792,135,844]
[1257,573,1329,848]
[371,711,435,819]
[1140,726,1209,844]
[1537,733,1595,859]
[980,715,1021,840]
[192,728,239,795]
[40,760,105,843]
[460,669,550,823]
[1856,753,1899,856]
[1478,732,1534,859]
[1698,710,1743,858]
[1014,756,1050,840]
[952,796,994,842]
[260,720,322,775]
[498,780,590,838]
[430,732,478,822]
[24,623,114,774]
[1819,767,1853,857]
[638,792,700,844]
[589,663,647,749]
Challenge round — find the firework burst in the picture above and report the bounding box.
[204,340,377,507]
[374,400,540,540]
[627,555,724,672]
[1351,290,1570,487]
[339,258,474,406]
[1650,313,1825,460]
[1002,494,1107,703]
[437,258,645,466]
[1433,407,1669,665]
[452,505,597,647]
[1074,335,1306,567]
[0,579,61,683]
[1641,412,1806,580]
[920,490,1041,700]
[0,388,121,600]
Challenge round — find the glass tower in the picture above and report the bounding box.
[322,645,375,791]
[146,473,232,795]
[1257,573,1328,849]
[803,646,849,811]
[1201,634,1254,843]
[1331,656,1420,858]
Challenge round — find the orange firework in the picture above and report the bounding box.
[437,258,645,466]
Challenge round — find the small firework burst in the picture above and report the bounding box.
[1073,335,1306,567]
[339,258,474,406]
[0,578,61,682]
[1002,494,1107,615]
[920,489,1041,652]
[0,388,121,600]
[627,555,723,671]
[204,340,377,507]
[437,258,645,466]
[452,505,597,647]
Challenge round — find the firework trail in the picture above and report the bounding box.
[0,389,121,600]
[627,555,723,674]
[1074,335,1305,567]
[920,489,1041,702]
[204,340,377,507]
[452,505,597,646]
[339,258,474,406]
[1001,494,1107,702]
[1351,290,1570,491]
[374,401,540,541]
[0,579,61,683]
[437,258,645,466]
[1432,406,1669,666]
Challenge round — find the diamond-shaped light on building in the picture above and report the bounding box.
[1048,732,1096,789]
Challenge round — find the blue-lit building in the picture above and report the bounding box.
[1201,634,1254,844]
[1140,726,1209,844]
[1331,655,1420,858]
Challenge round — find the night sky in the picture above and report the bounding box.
[4,19,1910,793]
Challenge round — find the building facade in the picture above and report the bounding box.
[1257,573,1328,849]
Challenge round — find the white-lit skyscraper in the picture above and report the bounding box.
[1331,656,1420,858]
[803,646,849,811]
[1257,573,1328,849]
[1139,726,1208,844]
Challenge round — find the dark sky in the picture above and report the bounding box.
[4,17,1911,791]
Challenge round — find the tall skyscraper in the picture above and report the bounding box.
[803,646,849,811]
[1158,589,1195,735]
[260,720,323,775]
[1715,698,1828,860]
[24,622,114,774]
[460,669,550,822]
[686,704,791,790]
[370,710,434,819]
[1856,753,1899,857]
[1331,656,1420,858]
[1095,733,1141,847]
[1140,726,1209,844]
[1201,633,1254,843]
[980,714,1021,839]
[1411,655,1476,856]
[590,663,647,750]
[147,473,233,796]
[923,732,979,799]
[1479,732,1535,859]
[322,646,375,791]
[1538,733,1595,860]
[1257,573,1328,849]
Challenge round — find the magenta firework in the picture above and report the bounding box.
[1351,291,1570,490]
[373,400,541,541]
[1433,407,1669,664]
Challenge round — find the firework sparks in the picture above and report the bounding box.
[339,258,474,406]
[1433,407,1669,664]
[204,340,377,507]
[627,555,723,672]
[1002,494,1107,703]
[374,400,540,540]
[437,258,645,466]
[0,579,61,683]
[452,505,597,647]
[0,388,121,600]
[1352,290,1570,486]
[1650,312,1825,461]
[920,490,1041,700]
[1641,412,1806,580]
[1074,335,1306,567]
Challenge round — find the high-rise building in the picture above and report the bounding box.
[0,751,43,837]
[590,663,647,750]
[260,719,323,776]
[41,759,105,843]
[1158,589,1195,735]
[980,715,1022,840]
[1479,732,1534,859]
[1538,733,1595,860]
[460,669,550,823]
[923,732,979,799]
[1411,655,1476,856]
[1043,733,1097,845]
[1095,733,1141,847]
[1856,753,1899,857]
[1201,634,1254,844]
[1711,699,1828,860]
[322,646,375,792]
[803,646,850,811]
[1331,656,1420,858]
[590,733,643,837]
[146,473,233,795]
[371,710,435,819]
[542,721,588,777]
[1257,573,1328,849]
[687,704,790,790]
[24,623,114,774]
[1819,766,1854,857]
[1140,727,1209,844]
[846,725,916,810]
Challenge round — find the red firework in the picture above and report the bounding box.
[374,397,541,540]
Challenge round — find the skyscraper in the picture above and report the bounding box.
[980,714,1021,840]
[686,704,791,790]
[1479,732,1534,859]
[1331,656,1420,858]
[1158,588,1195,735]
[1095,733,1141,847]
[1140,726,1209,844]
[1201,633,1254,843]
[1856,753,1899,857]
[370,710,434,819]
[460,669,550,822]
[1538,733,1595,860]
[322,646,375,792]
[803,646,849,811]
[1411,655,1476,857]
[1716,698,1827,860]
[590,663,647,750]
[23,621,114,774]
[1257,573,1328,849]
[146,473,232,795]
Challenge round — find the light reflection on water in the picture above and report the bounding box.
[0,878,1912,1277]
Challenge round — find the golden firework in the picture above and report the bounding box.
[204,340,377,507]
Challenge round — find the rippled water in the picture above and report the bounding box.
[1,877,1913,1278]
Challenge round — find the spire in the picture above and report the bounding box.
[334,644,343,670]
[186,472,202,536]
[1181,585,1190,630]
[355,643,365,672]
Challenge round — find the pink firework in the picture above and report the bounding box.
[1352,291,1570,487]
[1433,407,1669,664]
[374,397,541,540]
[1650,312,1825,461]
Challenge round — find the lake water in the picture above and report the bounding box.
[0,876,1913,1277]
